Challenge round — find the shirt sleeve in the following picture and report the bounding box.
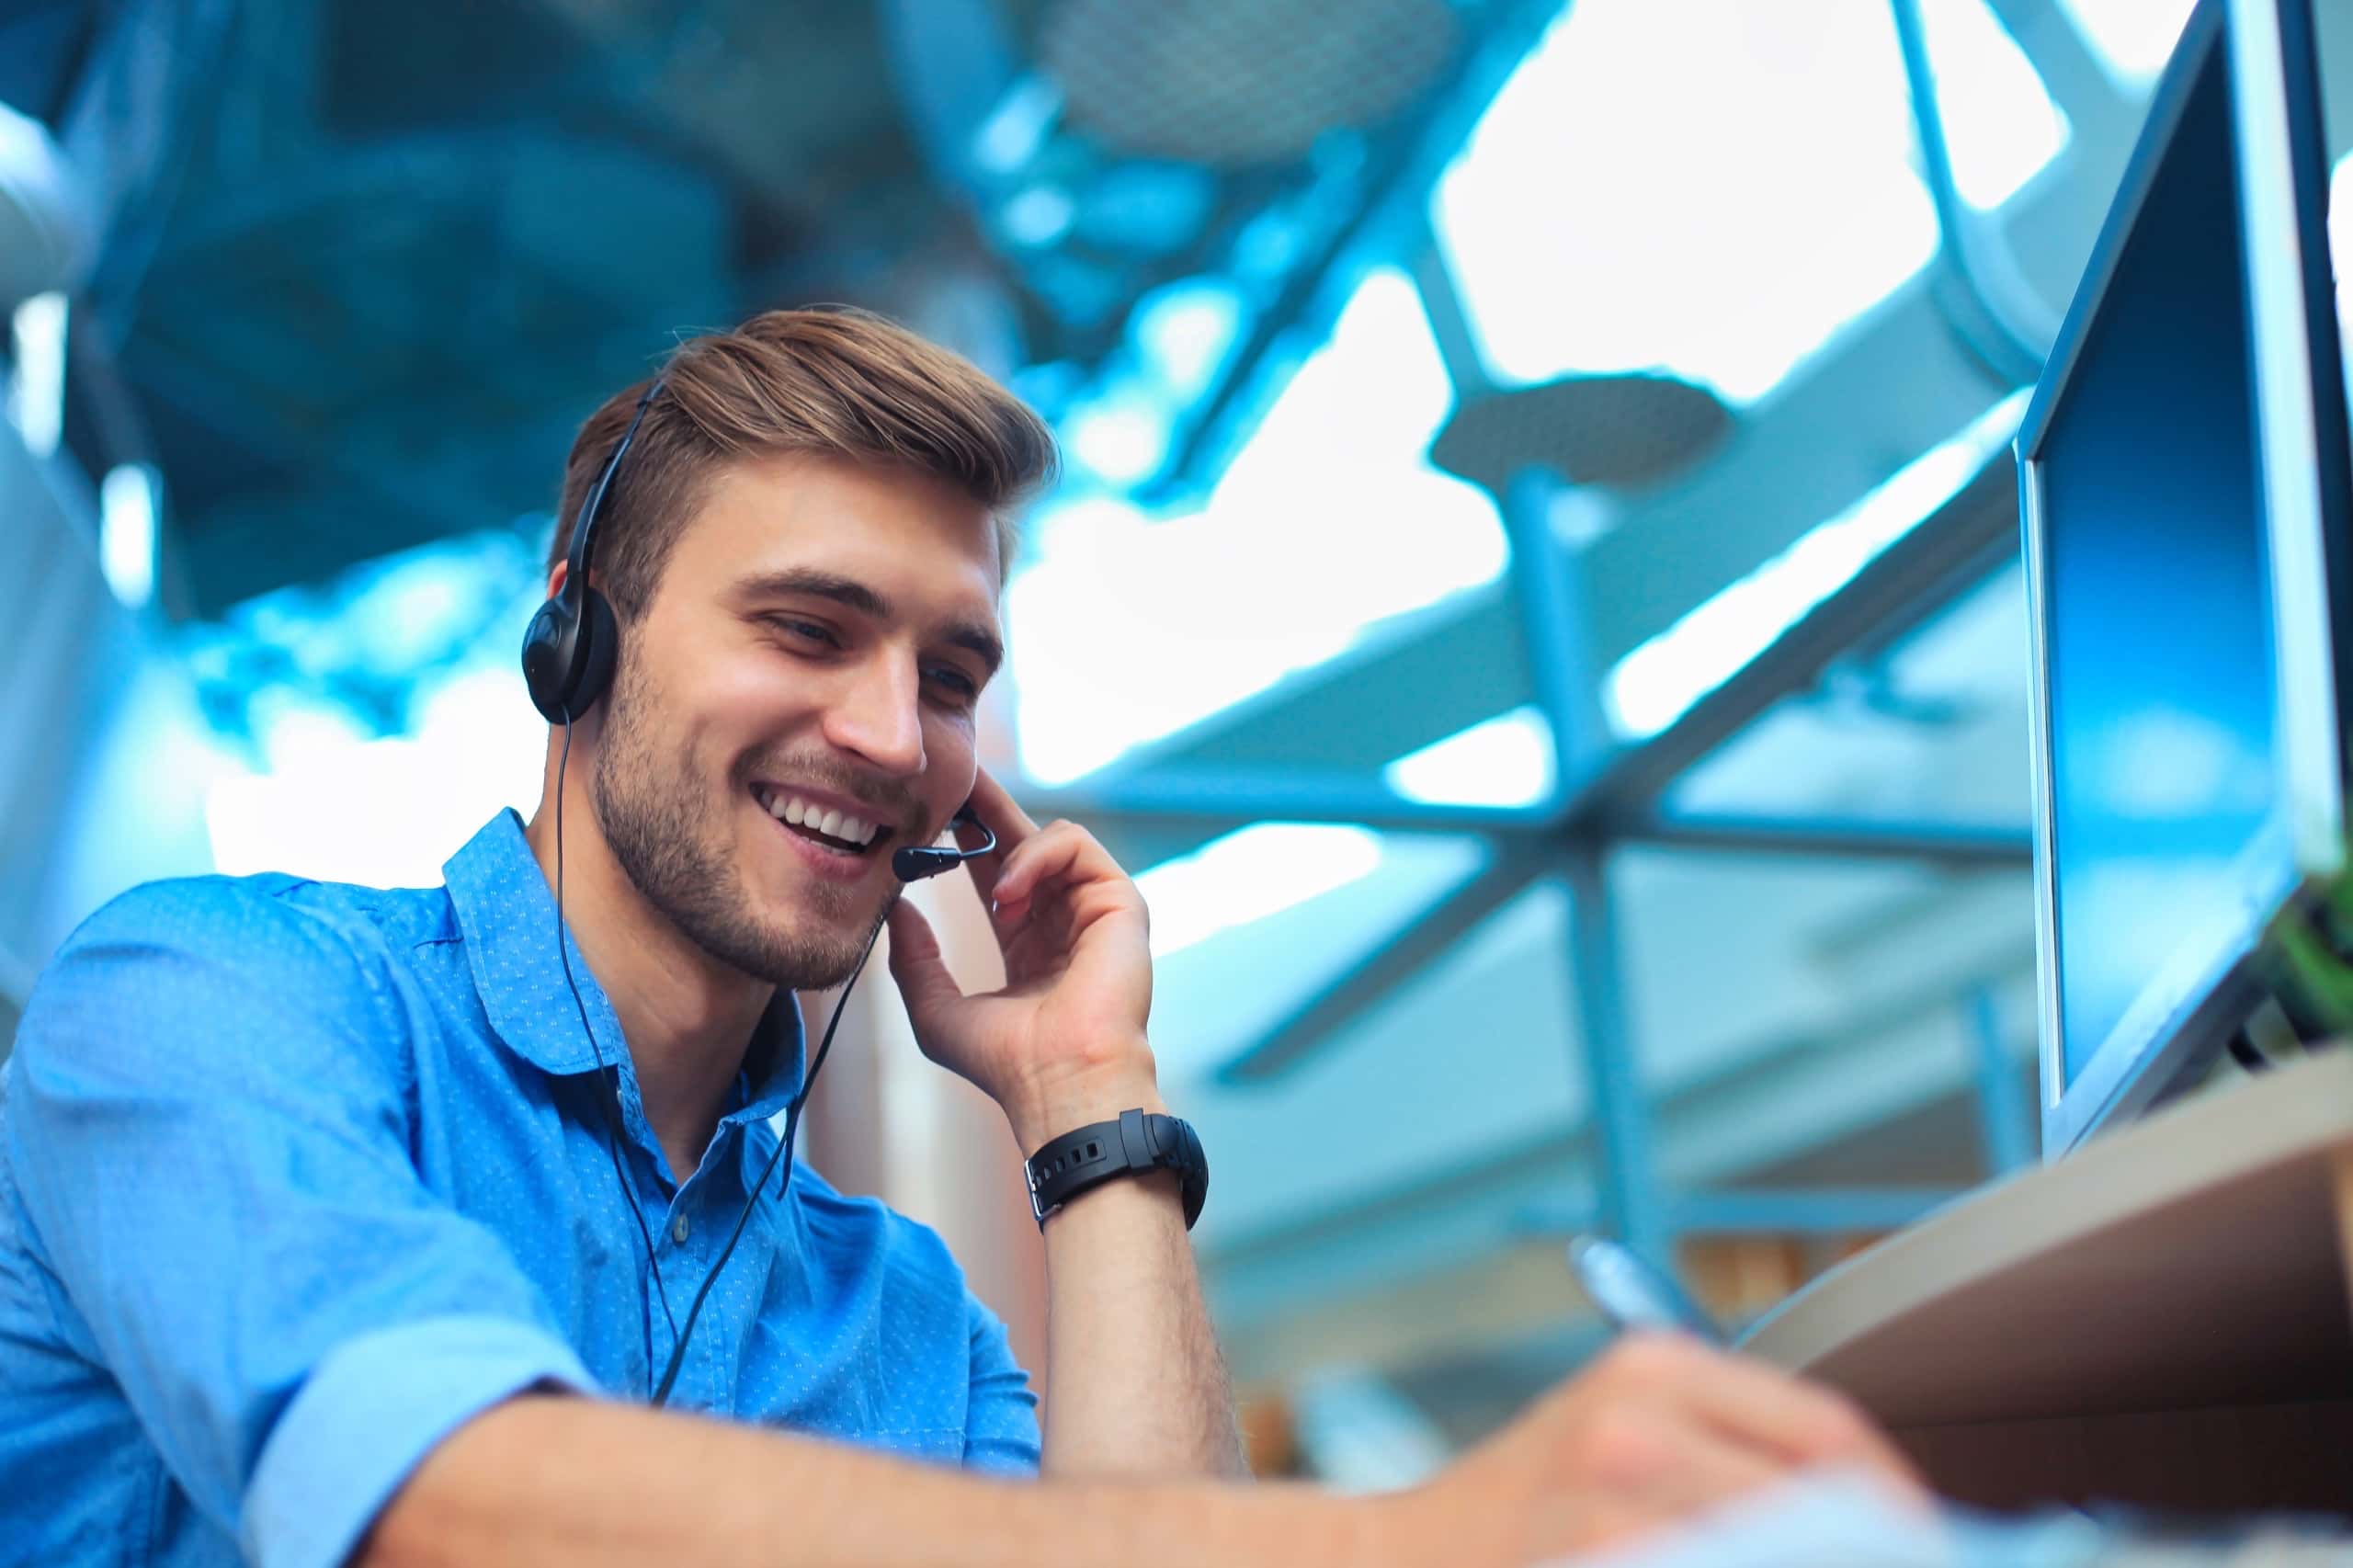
[4,878,600,1568]
[961,1290,1040,1476]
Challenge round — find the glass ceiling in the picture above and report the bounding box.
[1432,0,2066,405]
[2054,0,2200,92]
[1008,267,1505,785]
[1607,386,2033,741]
[1014,0,2068,790]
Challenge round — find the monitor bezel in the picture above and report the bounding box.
[2018,0,2351,1156]
[2228,0,2351,881]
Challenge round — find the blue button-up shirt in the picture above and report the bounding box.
[0,810,1039,1568]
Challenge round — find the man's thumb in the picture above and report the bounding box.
[885,900,963,1021]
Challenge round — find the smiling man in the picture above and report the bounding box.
[0,308,1921,1568]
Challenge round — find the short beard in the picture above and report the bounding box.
[588,649,889,991]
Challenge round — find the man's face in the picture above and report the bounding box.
[587,454,1003,991]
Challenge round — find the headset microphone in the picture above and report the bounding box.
[892,806,995,882]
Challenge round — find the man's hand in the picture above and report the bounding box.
[885,765,1159,1152]
[887,767,1237,1477]
[1379,1333,1927,1566]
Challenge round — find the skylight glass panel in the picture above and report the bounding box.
[1606,386,2030,739]
[2055,0,2198,91]
[205,657,546,885]
[1009,267,1505,785]
[196,531,552,884]
[1383,706,1556,807]
[1433,0,2063,404]
[1924,0,2072,210]
[1136,824,1388,961]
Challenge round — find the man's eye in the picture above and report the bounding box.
[768,617,838,647]
[926,666,980,700]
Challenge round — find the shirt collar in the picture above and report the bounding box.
[443,810,806,1118]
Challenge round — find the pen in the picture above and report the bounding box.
[1566,1234,1729,1346]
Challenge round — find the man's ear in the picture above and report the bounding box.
[544,560,571,601]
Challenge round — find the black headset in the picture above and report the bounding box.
[520,373,997,1406]
[520,380,660,724]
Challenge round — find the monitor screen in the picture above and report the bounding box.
[2034,28,2292,1095]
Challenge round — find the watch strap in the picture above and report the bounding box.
[1026,1108,1206,1230]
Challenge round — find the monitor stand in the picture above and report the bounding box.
[1740,1048,2353,1514]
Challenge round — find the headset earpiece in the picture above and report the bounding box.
[520,581,620,724]
[522,378,662,724]
[521,596,577,722]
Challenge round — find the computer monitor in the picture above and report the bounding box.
[2017,0,2353,1155]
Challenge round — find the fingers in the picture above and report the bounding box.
[987,821,1139,937]
[963,764,1040,840]
[1597,1335,1926,1496]
[991,823,1099,907]
[946,762,1148,946]
[952,765,1039,902]
[1571,1403,1793,1520]
[883,901,965,1028]
[1671,1348,1922,1493]
[1426,1331,1932,1562]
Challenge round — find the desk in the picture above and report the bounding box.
[1742,1049,2353,1513]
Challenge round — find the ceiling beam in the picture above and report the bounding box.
[1038,65,2149,884]
[1221,853,1538,1084]
[1620,811,2032,869]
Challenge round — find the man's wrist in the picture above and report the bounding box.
[1001,1040,1164,1153]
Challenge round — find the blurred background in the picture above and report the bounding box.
[0,0,2325,1488]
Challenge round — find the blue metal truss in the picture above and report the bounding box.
[1035,358,2038,1260]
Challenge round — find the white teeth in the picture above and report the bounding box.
[761,789,883,847]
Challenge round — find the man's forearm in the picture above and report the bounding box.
[1037,1161,1245,1478]
[364,1395,1358,1568]
[890,794,1244,1477]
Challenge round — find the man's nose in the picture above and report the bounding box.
[823,653,926,779]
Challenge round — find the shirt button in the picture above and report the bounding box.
[672,1214,690,1244]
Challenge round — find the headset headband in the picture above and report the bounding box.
[563,377,665,608]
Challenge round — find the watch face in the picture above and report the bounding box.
[1175,1119,1208,1229]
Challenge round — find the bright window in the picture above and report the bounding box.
[1433,0,2065,404]
[2055,0,2198,91]
[1607,387,2031,739]
[1010,268,1506,785]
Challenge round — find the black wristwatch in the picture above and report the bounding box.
[1025,1109,1208,1231]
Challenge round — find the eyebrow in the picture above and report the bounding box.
[734,567,1005,677]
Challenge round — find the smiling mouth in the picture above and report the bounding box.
[750,783,896,858]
